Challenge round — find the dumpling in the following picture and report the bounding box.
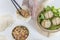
[52,17,60,25]
[45,11,53,19]
[41,20,51,28]
[0,14,13,32]
[16,6,31,22]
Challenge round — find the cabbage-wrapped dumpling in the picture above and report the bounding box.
[41,20,51,28]
[45,11,53,19]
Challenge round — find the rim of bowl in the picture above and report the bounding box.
[37,10,60,33]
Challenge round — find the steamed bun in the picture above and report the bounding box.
[52,17,60,25]
[45,11,53,19]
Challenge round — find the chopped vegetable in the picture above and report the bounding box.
[40,14,45,19]
[45,6,51,12]
[47,25,60,30]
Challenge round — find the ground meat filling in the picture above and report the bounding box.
[17,9,30,18]
[12,26,29,40]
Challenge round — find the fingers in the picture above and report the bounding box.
[22,0,29,7]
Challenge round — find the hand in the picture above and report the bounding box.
[22,0,38,18]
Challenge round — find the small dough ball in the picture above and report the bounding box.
[45,11,53,19]
[0,14,13,32]
[52,17,60,25]
[41,20,51,28]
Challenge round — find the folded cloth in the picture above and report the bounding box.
[22,0,48,19]
[22,0,39,19]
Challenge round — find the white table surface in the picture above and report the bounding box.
[0,0,60,40]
